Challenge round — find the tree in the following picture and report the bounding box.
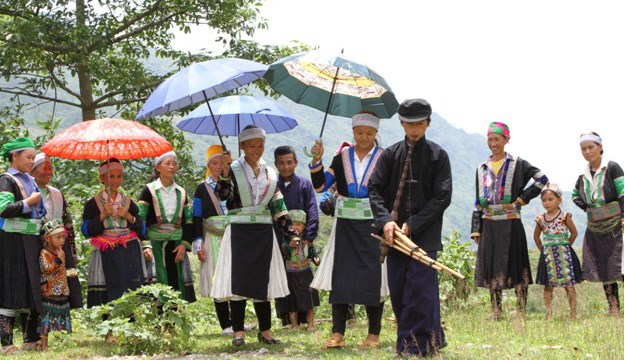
[0,0,306,121]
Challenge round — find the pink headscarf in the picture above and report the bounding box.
[487,122,510,138]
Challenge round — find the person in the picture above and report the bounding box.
[38,219,75,351]
[211,125,298,346]
[30,153,82,310]
[138,151,196,303]
[471,122,549,320]
[369,99,451,356]
[0,137,45,354]
[533,182,581,320]
[309,111,388,349]
[573,132,623,315]
[280,209,319,330]
[193,145,255,335]
[273,145,320,329]
[81,158,151,312]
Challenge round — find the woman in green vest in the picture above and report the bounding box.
[0,137,45,354]
[138,151,196,302]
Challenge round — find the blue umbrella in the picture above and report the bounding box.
[135,58,268,149]
[177,95,298,136]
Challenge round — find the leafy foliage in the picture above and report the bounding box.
[86,283,194,355]
[438,230,475,307]
[0,0,306,120]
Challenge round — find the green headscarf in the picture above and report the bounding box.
[1,137,36,160]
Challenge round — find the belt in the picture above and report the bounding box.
[587,202,621,223]
[227,206,273,225]
[205,215,227,231]
[542,233,570,246]
[482,204,521,220]
[335,196,373,220]
[0,217,42,235]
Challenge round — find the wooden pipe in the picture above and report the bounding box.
[371,233,465,279]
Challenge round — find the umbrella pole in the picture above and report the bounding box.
[106,140,111,197]
[318,65,341,139]
[202,91,227,151]
[303,64,341,158]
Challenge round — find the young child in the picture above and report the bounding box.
[39,219,74,350]
[281,210,320,331]
[533,182,582,320]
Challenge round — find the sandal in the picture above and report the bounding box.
[21,341,43,351]
[323,335,346,348]
[0,345,20,355]
[362,338,380,348]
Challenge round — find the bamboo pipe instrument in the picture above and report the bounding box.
[371,233,465,279]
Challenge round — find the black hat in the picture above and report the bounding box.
[397,98,431,123]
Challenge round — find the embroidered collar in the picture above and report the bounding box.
[153,178,183,193]
[584,157,610,182]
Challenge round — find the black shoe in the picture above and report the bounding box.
[232,336,245,346]
[257,332,282,345]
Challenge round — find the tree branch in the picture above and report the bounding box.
[0,88,81,108]
[95,96,148,108]
[92,78,163,106]
[87,0,172,51]
[47,67,83,101]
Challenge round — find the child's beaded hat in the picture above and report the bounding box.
[42,219,65,237]
[541,182,562,198]
[288,210,307,224]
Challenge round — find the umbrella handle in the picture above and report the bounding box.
[303,146,314,158]
[303,138,323,158]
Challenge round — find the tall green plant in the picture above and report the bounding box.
[438,230,475,307]
[87,284,194,354]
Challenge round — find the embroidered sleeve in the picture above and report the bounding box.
[309,159,336,194]
[0,175,23,217]
[572,176,587,211]
[518,158,548,205]
[192,185,204,243]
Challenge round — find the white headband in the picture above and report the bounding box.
[33,153,48,169]
[99,162,123,175]
[580,133,602,145]
[352,113,380,130]
[155,151,177,166]
[207,152,223,164]
[239,128,266,143]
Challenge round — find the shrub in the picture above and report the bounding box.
[88,284,194,355]
[438,230,475,308]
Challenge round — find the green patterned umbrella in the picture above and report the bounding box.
[263,50,399,139]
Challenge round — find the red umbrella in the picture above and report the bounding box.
[41,118,172,160]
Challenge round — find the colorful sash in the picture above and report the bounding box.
[335,196,373,220]
[587,201,621,223]
[482,203,521,220]
[91,191,138,250]
[0,217,42,235]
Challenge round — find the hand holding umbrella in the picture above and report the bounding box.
[310,139,324,164]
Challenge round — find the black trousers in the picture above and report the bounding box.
[332,302,384,335]
[230,300,272,332]
[214,300,231,330]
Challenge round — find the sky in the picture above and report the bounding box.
[172,0,624,187]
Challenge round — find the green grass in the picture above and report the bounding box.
[6,250,623,359]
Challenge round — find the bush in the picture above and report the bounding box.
[438,230,475,308]
[88,284,195,355]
